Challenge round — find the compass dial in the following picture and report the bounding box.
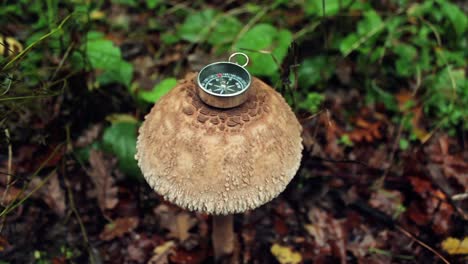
[201,73,248,95]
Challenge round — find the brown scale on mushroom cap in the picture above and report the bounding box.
[136,75,303,215]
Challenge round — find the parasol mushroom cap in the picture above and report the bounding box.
[136,74,302,215]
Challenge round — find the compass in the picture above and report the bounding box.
[197,53,251,108]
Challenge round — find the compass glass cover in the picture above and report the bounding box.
[198,62,251,96]
[201,73,248,95]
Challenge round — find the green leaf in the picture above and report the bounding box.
[85,32,133,87]
[298,56,333,88]
[399,138,409,150]
[97,61,134,87]
[435,49,466,67]
[407,1,434,17]
[208,15,242,45]
[235,24,292,77]
[340,10,384,56]
[439,1,467,36]
[138,78,177,103]
[273,29,294,64]
[339,134,354,147]
[178,9,217,42]
[298,92,325,113]
[339,33,358,55]
[146,0,161,9]
[102,121,141,179]
[357,10,383,35]
[161,32,179,45]
[393,43,417,77]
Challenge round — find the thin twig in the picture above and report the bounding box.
[452,193,468,201]
[2,14,72,70]
[1,129,13,206]
[66,178,96,264]
[0,143,64,217]
[0,169,56,217]
[396,225,450,264]
[50,42,75,81]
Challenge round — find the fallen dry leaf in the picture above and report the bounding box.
[347,233,377,259]
[429,135,468,190]
[348,117,384,143]
[369,189,404,218]
[154,204,197,242]
[40,171,66,216]
[147,241,175,264]
[0,186,23,205]
[270,243,302,264]
[408,176,454,234]
[169,246,208,264]
[441,237,468,255]
[305,208,347,264]
[29,172,66,216]
[0,235,10,252]
[88,149,119,212]
[395,91,431,143]
[127,233,157,263]
[99,217,139,241]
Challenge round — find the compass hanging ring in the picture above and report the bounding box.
[228,52,249,67]
[197,52,252,109]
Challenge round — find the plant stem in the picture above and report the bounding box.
[212,214,234,261]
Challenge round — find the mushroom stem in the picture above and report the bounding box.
[212,214,234,260]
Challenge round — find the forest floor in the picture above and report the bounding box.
[0,1,467,264]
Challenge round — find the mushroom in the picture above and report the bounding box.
[136,73,302,260]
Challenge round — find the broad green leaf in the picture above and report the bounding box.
[435,49,466,67]
[146,0,161,9]
[97,61,133,87]
[273,29,293,65]
[86,39,121,69]
[102,121,141,179]
[357,10,383,35]
[139,78,177,103]
[161,32,179,45]
[208,15,242,45]
[340,11,384,56]
[339,33,358,55]
[439,1,467,36]
[178,9,217,42]
[433,67,465,92]
[235,24,292,77]
[86,31,105,41]
[85,33,133,87]
[369,47,384,62]
[298,56,333,88]
[407,1,434,17]
[393,43,417,77]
